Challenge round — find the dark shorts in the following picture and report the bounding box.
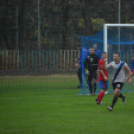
[112,82,124,90]
[88,71,97,81]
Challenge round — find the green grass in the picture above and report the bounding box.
[0,89,134,134]
[0,75,78,91]
[0,75,134,134]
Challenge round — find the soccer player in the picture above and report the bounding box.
[95,52,108,104]
[102,52,132,111]
[84,48,100,95]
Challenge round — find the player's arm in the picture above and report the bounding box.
[127,69,132,83]
[84,58,89,75]
[75,57,80,62]
[102,59,113,71]
[84,58,88,70]
[126,72,134,82]
[126,67,133,82]
[75,59,78,62]
[100,70,108,81]
[102,58,107,70]
[125,65,132,83]
[99,60,108,81]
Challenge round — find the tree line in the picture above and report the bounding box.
[0,0,134,50]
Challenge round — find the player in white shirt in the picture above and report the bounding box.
[102,52,132,111]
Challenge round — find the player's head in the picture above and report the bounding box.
[113,52,120,62]
[89,48,95,55]
[76,44,81,50]
[93,44,97,50]
[101,52,107,59]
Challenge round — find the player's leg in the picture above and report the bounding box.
[119,93,126,104]
[107,82,124,111]
[79,68,82,86]
[107,88,120,111]
[93,71,97,95]
[77,68,82,88]
[107,83,117,111]
[117,83,126,104]
[88,73,93,95]
[96,81,103,103]
[96,90,105,105]
[96,81,108,104]
[93,82,96,94]
[111,88,120,107]
[98,89,108,102]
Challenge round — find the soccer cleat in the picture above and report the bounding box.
[107,106,113,111]
[105,91,108,94]
[95,98,103,105]
[122,95,126,105]
[97,102,103,105]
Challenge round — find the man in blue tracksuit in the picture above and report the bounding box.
[75,45,82,88]
[130,56,134,72]
[75,45,88,88]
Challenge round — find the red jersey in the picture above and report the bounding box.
[99,59,108,81]
[133,69,134,73]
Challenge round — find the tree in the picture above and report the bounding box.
[79,0,92,36]
[1,0,134,50]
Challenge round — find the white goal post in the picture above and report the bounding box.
[103,24,134,53]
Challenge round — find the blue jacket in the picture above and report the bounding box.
[130,60,134,72]
[88,48,101,59]
[78,48,88,69]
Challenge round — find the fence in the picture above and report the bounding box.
[0,50,133,92]
[1,50,133,71]
[0,50,79,91]
[0,50,80,71]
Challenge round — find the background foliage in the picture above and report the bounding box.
[1,0,134,50]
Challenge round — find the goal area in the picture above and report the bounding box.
[77,24,134,95]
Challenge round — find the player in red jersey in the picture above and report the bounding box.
[95,52,108,104]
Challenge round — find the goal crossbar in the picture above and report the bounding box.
[103,24,134,53]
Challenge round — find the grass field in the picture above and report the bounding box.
[0,75,134,134]
[0,75,78,91]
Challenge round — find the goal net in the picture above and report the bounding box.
[77,24,134,95]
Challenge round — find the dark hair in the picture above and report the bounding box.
[114,52,120,57]
[102,52,107,55]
